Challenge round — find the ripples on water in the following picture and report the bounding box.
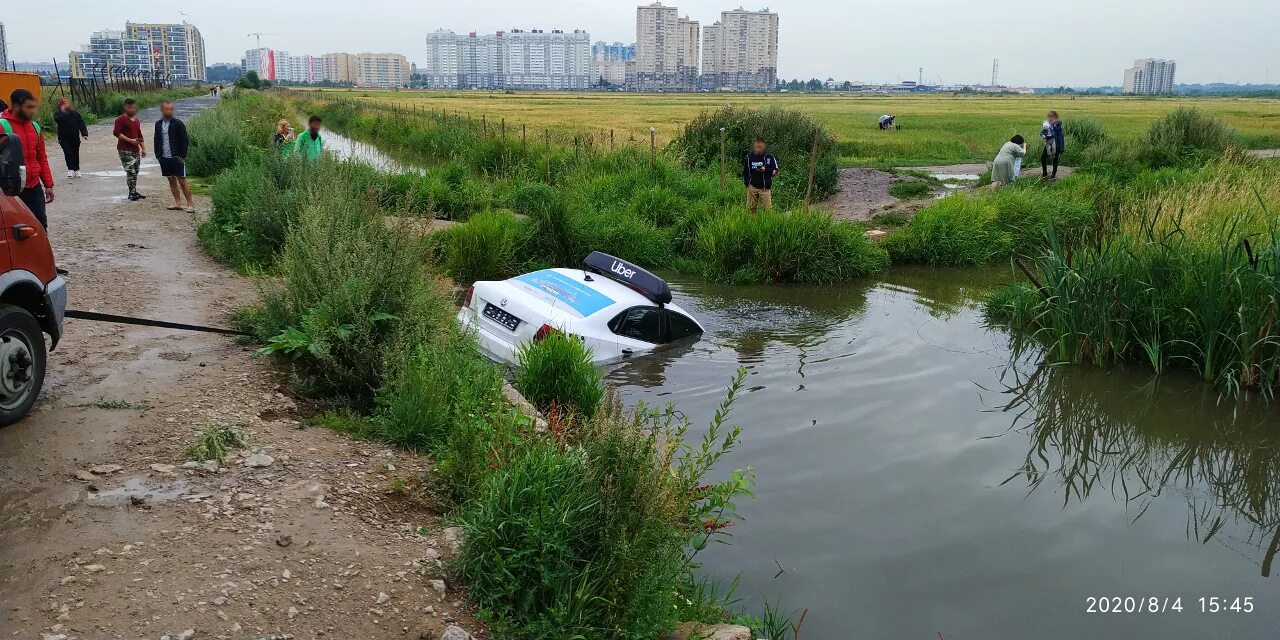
[607,266,1280,639]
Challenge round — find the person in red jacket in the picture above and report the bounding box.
[0,89,54,228]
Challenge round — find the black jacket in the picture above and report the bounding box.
[743,152,779,190]
[53,109,88,144]
[153,117,189,158]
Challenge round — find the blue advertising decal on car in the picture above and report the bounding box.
[514,270,616,317]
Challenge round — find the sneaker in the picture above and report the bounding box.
[74,171,81,178]
[67,170,74,178]
[128,192,141,201]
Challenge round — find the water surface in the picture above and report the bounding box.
[607,266,1280,639]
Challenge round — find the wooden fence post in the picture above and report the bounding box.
[482,114,487,134]
[522,123,527,148]
[719,127,726,189]
[610,129,615,151]
[650,127,656,169]
[804,132,821,208]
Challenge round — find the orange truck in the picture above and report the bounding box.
[0,72,42,106]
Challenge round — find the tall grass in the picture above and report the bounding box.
[457,372,753,640]
[515,332,605,419]
[985,159,1280,398]
[885,194,1012,265]
[698,208,889,283]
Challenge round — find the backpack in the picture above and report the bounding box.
[0,118,40,137]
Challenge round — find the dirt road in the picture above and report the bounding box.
[0,97,483,640]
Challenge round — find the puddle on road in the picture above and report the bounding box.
[87,476,193,507]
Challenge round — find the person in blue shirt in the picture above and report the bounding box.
[1040,110,1065,179]
[743,138,779,214]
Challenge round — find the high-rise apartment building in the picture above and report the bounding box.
[422,28,590,90]
[69,22,206,81]
[635,2,699,90]
[1123,58,1176,95]
[701,8,778,90]
[0,23,8,70]
[354,53,412,88]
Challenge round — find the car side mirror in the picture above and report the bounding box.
[0,134,25,197]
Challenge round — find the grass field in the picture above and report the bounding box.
[295,88,1280,166]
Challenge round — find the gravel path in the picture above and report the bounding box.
[0,97,484,640]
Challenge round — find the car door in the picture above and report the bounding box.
[607,306,665,356]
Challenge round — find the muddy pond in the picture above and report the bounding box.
[607,266,1280,639]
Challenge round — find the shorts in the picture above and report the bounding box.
[158,157,187,178]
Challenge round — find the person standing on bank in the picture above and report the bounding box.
[294,115,324,160]
[0,89,55,228]
[743,137,779,214]
[53,98,88,178]
[1040,110,1065,179]
[155,101,194,212]
[113,98,146,201]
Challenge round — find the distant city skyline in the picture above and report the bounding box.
[3,1,1278,87]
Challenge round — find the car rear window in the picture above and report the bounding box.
[512,270,616,318]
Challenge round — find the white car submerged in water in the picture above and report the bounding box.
[457,252,704,364]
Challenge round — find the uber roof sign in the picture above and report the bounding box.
[583,251,672,305]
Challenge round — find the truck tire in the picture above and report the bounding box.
[0,303,47,426]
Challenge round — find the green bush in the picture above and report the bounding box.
[252,164,452,404]
[458,373,754,640]
[672,105,839,208]
[374,327,505,451]
[515,332,604,419]
[437,209,526,282]
[885,194,1012,265]
[697,208,889,283]
[989,184,1097,254]
[1139,107,1234,169]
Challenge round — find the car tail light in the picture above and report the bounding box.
[464,285,475,308]
[534,324,559,341]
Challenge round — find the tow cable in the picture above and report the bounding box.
[64,310,252,337]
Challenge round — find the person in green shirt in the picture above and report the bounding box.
[295,115,324,160]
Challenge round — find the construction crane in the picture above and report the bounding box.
[246,33,278,49]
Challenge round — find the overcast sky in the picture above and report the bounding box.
[5,0,1279,86]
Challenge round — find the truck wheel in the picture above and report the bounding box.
[0,304,47,426]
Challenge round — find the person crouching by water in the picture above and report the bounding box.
[992,135,1026,187]
[53,98,88,178]
[743,137,779,214]
[294,115,323,160]
[273,119,295,153]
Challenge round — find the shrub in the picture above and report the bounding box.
[697,208,888,283]
[437,209,526,282]
[515,332,604,419]
[201,156,289,268]
[458,372,754,640]
[885,194,1012,265]
[989,184,1097,254]
[252,164,452,404]
[374,328,505,451]
[672,105,839,208]
[1138,107,1234,169]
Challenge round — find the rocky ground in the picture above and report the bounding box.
[0,97,485,640]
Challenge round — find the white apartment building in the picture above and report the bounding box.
[593,56,628,86]
[701,7,779,90]
[1123,58,1176,95]
[422,29,590,90]
[634,2,698,90]
[0,23,8,70]
[241,49,407,87]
